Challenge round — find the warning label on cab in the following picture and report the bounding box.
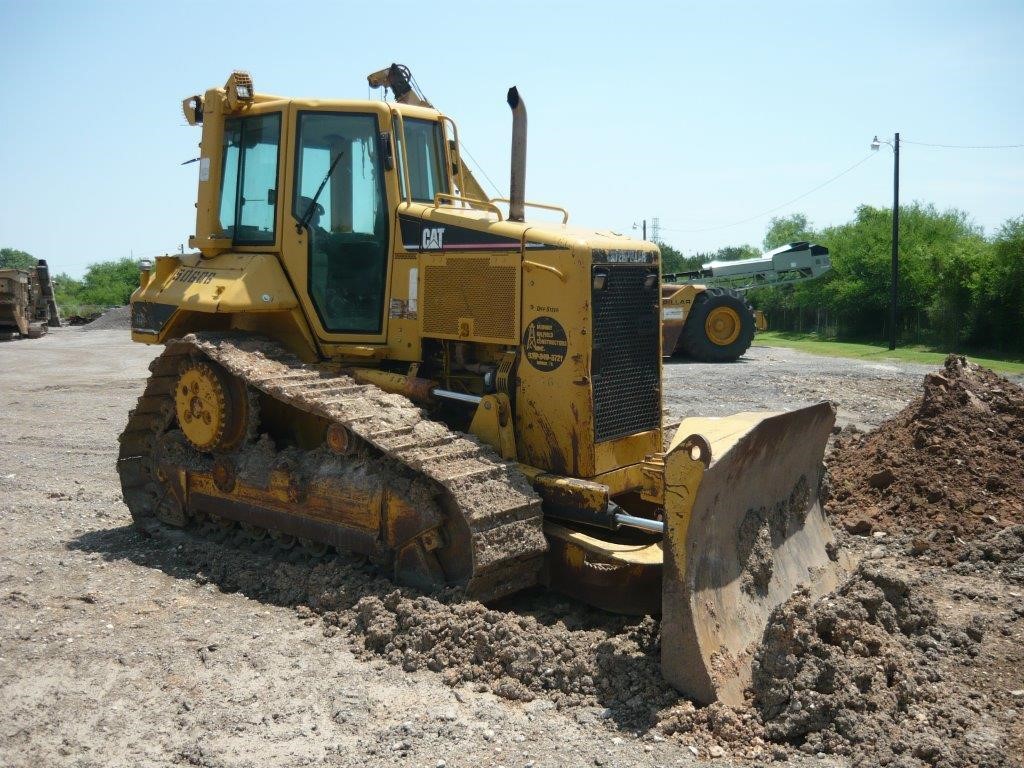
[523,316,568,372]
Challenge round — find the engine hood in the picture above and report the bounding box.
[398,203,659,263]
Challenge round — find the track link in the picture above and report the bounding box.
[118,332,547,602]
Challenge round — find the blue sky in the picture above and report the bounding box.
[1,0,1021,277]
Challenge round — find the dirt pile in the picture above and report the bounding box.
[964,524,1024,584]
[81,305,130,330]
[828,355,1024,565]
[752,562,1010,767]
[122,498,1023,764]
[340,592,678,721]
[130,522,676,728]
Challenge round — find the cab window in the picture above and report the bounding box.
[293,111,389,334]
[219,113,281,244]
[396,118,449,202]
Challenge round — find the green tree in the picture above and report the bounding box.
[52,273,84,311]
[50,257,140,314]
[748,203,1001,346]
[971,216,1024,351]
[712,244,761,261]
[657,241,703,275]
[762,214,816,250]
[0,247,37,270]
[75,257,140,306]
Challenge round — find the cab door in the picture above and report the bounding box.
[280,104,393,344]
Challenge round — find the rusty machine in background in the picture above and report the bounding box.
[119,69,846,705]
[0,259,61,340]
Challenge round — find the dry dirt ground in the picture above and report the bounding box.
[2,327,1022,768]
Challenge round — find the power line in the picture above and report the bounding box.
[458,141,505,198]
[902,139,1024,149]
[660,152,878,234]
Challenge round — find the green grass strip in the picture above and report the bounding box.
[755,332,1024,375]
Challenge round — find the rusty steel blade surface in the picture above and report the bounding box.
[661,401,846,705]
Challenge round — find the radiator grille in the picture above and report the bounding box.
[422,256,519,343]
[591,265,661,442]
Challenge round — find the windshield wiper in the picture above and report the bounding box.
[296,151,344,233]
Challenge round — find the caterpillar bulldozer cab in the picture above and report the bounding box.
[120,69,846,705]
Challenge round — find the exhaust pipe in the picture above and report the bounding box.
[506,86,526,222]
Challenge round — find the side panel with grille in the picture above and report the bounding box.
[421,254,520,344]
[591,265,661,442]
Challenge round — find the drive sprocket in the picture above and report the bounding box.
[174,360,252,453]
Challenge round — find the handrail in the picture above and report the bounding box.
[440,114,495,208]
[490,198,570,224]
[523,260,567,281]
[439,115,465,199]
[390,109,412,205]
[431,192,504,220]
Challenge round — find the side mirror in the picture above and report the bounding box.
[379,132,394,171]
[267,188,277,206]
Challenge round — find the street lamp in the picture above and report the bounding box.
[871,133,900,350]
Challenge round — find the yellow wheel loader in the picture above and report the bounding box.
[662,243,831,362]
[120,70,846,705]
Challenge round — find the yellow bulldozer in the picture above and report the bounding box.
[119,68,845,705]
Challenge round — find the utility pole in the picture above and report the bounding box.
[871,132,901,350]
[890,132,900,351]
[633,219,648,240]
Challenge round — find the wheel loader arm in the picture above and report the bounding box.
[663,242,832,292]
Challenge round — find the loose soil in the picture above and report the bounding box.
[828,355,1024,566]
[3,332,1023,767]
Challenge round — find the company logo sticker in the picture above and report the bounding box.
[421,227,446,250]
[523,316,568,371]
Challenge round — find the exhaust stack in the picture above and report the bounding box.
[506,87,527,222]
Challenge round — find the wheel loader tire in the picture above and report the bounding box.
[678,287,755,362]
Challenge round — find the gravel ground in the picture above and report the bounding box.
[2,329,1020,767]
[664,346,1021,432]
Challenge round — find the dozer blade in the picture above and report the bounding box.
[660,401,848,706]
